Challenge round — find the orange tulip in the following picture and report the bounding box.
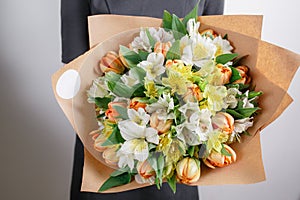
[102,145,120,167]
[176,157,201,184]
[99,51,126,74]
[154,41,172,58]
[212,112,234,135]
[105,102,127,122]
[216,64,232,85]
[182,84,203,102]
[203,144,236,169]
[137,160,155,179]
[233,65,251,84]
[150,112,173,134]
[129,97,147,111]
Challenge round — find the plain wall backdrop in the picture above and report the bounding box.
[0,0,299,200]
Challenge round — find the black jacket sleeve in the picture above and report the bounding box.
[61,0,91,63]
[203,0,225,15]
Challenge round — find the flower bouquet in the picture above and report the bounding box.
[52,3,300,194]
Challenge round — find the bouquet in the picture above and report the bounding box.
[52,1,300,194]
[86,4,263,193]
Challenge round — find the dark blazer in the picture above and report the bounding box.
[61,1,224,199]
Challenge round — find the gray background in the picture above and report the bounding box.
[0,0,299,199]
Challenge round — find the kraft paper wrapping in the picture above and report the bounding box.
[51,15,300,193]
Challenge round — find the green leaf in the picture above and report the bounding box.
[119,45,141,67]
[216,53,238,64]
[105,71,121,82]
[162,10,173,30]
[108,81,144,98]
[110,166,130,177]
[226,109,245,119]
[199,80,208,92]
[145,28,156,48]
[167,174,177,194]
[107,81,130,97]
[166,40,181,60]
[235,107,260,118]
[248,91,263,99]
[156,154,165,188]
[148,153,165,189]
[221,144,232,156]
[187,146,195,157]
[138,50,149,61]
[112,105,129,120]
[148,143,157,151]
[226,107,260,119]
[222,34,228,40]
[129,67,146,82]
[98,172,131,192]
[172,14,187,40]
[131,84,146,97]
[182,0,200,27]
[229,66,242,83]
[95,97,112,109]
[101,126,125,146]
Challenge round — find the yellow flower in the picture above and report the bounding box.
[162,69,189,95]
[144,81,158,99]
[157,135,185,166]
[203,84,227,113]
[169,63,193,80]
[206,130,229,154]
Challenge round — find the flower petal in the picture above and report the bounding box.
[118,120,145,140]
[133,139,149,161]
[145,127,159,144]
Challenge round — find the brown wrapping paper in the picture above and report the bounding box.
[51,15,300,193]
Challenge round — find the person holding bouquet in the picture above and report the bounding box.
[61,0,224,199]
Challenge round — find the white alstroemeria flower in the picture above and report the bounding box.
[242,91,255,108]
[152,27,175,43]
[212,36,234,57]
[181,34,217,68]
[176,103,211,144]
[121,70,140,87]
[131,28,152,52]
[146,93,174,114]
[117,151,135,170]
[178,102,200,121]
[130,28,174,53]
[189,113,209,141]
[138,53,165,81]
[176,122,202,145]
[234,118,254,133]
[229,117,254,143]
[225,88,242,108]
[87,77,109,103]
[187,18,200,39]
[127,108,150,126]
[117,110,159,169]
[197,108,213,134]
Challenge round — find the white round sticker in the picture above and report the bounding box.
[56,69,80,99]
